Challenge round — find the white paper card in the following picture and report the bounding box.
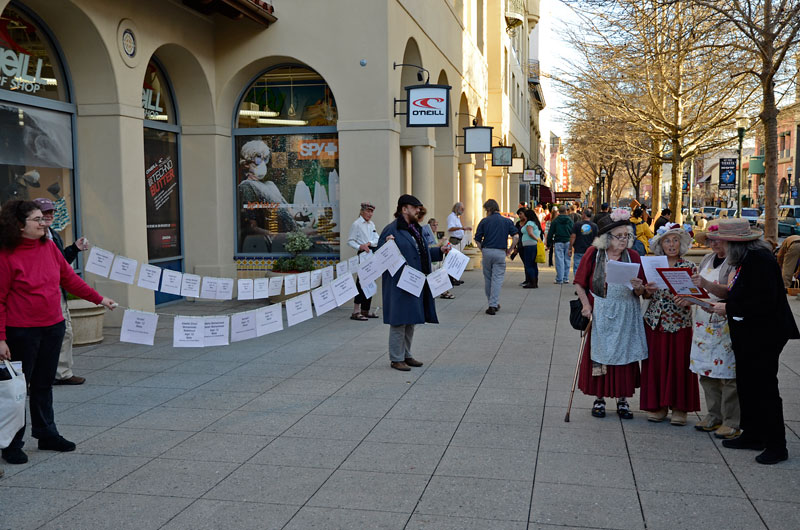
[267,276,282,297]
[204,316,230,346]
[359,251,371,264]
[296,272,311,292]
[348,256,360,272]
[332,274,360,306]
[605,260,641,289]
[321,266,335,285]
[310,269,322,289]
[85,246,114,278]
[284,274,298,295]
[311,285,338,316]
[137,264,162,291]
[286,292,313,327]
[357,257,385,286]
[362,280,377,299]
[109,255,138,285]
[254,278,270,299]
[336,261,349,278]
[119,309,158,346]
[230,310,257,342]
[160,269,183,295]
[199,277,218,299]
[427,268,453,298]
[376,240,406,276]
[397,265,426,297]
[640,256,669,289]
[180,273,202,298]
[173,316,204,347]
[216,278,234,300]
[256,304,283,336]
[237,279,254,300]
[443,249,470,281]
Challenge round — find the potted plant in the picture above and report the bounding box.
[462,242,479,271]
[66,293,106,345]
[267,231,315,302]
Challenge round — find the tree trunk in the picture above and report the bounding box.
[651,141,662,213]
[669,137,683,223]
[761,71,779,246]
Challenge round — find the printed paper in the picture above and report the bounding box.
[286,292,313,327]
[296,272,311,292]
[137,264,162,291]
[119,309,158,346]
[160,269,183,295]
[254,278,270,299]
[397,264,426,297]
[357,256,385,286]
[284,274,298,295]
[85,246,114,278]
[361,280,377,299]
[376,240,406,276]
[173,316,204,348]
[336,261,349,278]
[310,269,322,289]
[216,278,234,300]
[109,255,138,285]
[348,256,360,272]
[256,304,283,336]
[443,249,470,281]
[311,285,338,315]
[237,279,254,300]
[180,273,202,298]
[204,316,230,346]
[640,256,669,289]
[321,266,335,286]
[199,277,219,299]
[426,268,453,298]
[230,310,257,342]
[605,261,641,290]
[331,273,360,306]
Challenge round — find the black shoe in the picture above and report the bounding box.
[38,435,76,452]
[616,400,634,419]
[485,307,497,315]
[591,399,606,418]
[2,448,28,465]
[722,436,765,450]
[523,283,535,289]
[755,447,789,465]
[404,357,423,367]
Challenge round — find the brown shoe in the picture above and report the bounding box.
[647,407,668,423]
[390,362,411,371]
[53,376,85,385]
[670,410,688,426]
[714,425,743,439]
[404,357,423,367]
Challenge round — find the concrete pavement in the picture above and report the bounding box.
[1,259,799,529]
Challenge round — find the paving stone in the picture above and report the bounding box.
[415,475,531,521]
[631,457,745,497]
[462,402,543,425]
[120,406,229,431]
[5,453,149,492]
[284,414,379,441]
[311,396,397,418]
[406,514,527,530]
[450,422,540,451]
[203,410,302,436]
[435,445,536,481]
[130,372,218,389]
[386,399,469,422]
[0,486,93,530]
[88,386,187,406]
[535,451,634,488]
[341,441,446,475]
[162,389,260,410]
[52,383,118,403]
[366,418,459,446]
[403,384,477,402]
[639,490,766,530]
[161,499,297,530]
[77,426,194,457]
[238,391,325,414]
[107,458,238,497]
[530,482,644,529]
[752,499,800,530]
[38,492,193,530]
[204,463,332,504]
[283,507,409,530]
[56,402,151,427]
[307,469,429,512]
[250,436,359,468]
[161,432,272,462]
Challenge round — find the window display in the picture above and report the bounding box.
[144,128,181,260]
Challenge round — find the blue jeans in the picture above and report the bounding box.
[522,244,539,283]
[572,251,584,276]
[554,242,570,283]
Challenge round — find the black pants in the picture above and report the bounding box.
[6,321,66,449]
[734,338,787,451]
[353,248,374,311]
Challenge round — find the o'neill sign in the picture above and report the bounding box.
[405,84,451,127]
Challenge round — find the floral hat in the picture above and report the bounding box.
[649,222,692,256]
[598,208,633,235]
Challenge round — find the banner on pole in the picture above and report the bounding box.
[719,158,737,190]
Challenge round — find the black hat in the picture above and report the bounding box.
[397,194,423,207]
[598,209,633,235]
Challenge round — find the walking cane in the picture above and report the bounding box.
[564,318,591,423]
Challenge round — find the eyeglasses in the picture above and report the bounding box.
[610,233,633,241]
[26,217,46,224]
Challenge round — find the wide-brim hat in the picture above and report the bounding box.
[598,208,633,235]
[706,218,763,242]
[649,223,692,256]
[694,221,718,246]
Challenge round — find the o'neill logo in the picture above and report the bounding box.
[411,97,445,116]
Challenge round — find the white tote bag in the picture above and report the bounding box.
[0,360,26,448]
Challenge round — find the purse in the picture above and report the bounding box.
[569,298,590,331]
[0,360,26,449]
[535,240,546,263]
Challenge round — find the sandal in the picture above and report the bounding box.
[350,313,368,321]
[439,292,455,299]
[616,400,633,420]
[591,399,606,418]
[361,311,379,318]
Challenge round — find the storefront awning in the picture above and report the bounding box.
[696,173,711,184]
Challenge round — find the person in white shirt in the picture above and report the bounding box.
[447,202,471,286]
[347,202,379,320]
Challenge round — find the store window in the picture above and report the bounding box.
[234,65,339,257]
[0,3,76,247]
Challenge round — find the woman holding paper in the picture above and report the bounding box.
[379,194,448,371]
[0,200,116,465]
[574,209,649,420]
[639,223,700,425]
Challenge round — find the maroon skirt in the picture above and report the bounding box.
[640,326,700,412]
[577,331,641,398]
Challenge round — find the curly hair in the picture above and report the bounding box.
[592,225,635,250]
[0,200,43,250]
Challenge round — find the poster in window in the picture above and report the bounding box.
[236,133,339,256]
[144,128,181,260]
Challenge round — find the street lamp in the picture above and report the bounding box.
[595,176,601,211]
[789,166,794,205]
[736,115,748,218]
[587,185,593,208]
[599,168,607,206]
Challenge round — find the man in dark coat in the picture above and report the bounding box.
[378,194,447,371]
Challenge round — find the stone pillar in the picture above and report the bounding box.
[459,161,475,233]
[434,150,458,222]
[411,145,435,209]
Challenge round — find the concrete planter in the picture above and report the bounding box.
[67,299,105,345]
[462,247,479,270]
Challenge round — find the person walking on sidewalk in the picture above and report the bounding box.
[547,205,573,284]
[569,208,597,277]
[347,202,380,321]
[446,202,470,285]
[379,195,449,371]
[520,208,543,288]
[474,199,518,315]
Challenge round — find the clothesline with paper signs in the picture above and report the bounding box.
[83,241,471,348]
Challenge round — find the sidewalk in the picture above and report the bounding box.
[1,260,799,529]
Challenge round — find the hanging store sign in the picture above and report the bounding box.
[491,146,512,166]
[405,84,451,127]
[463,126,492,154]
[523,169,540,184]
[510,157,524,174]
[719,158,737,190]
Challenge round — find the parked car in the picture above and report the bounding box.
[755,205,800,236]
[741,208,760,226]
[701,206,717,217]
[713,208,737,218]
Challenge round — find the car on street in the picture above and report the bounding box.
[740,208,760,226]
[713,208,737,219]
[755,205,800,236]
[701,206,717,217]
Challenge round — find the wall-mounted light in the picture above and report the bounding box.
[257,118,308,126]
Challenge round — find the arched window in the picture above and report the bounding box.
[233,64,339,259]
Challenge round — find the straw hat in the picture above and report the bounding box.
[705,218,763,242]
[649,222,692,256]
[694,221,719,246]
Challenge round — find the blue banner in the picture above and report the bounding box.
[719,158,737,190]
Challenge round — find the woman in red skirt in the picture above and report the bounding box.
[640,223,700,425]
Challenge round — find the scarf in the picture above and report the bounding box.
[591,248,631,298]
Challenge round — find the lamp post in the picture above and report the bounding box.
[599,168,607,206]
[736,116,748,218]
[594,176,601,212]
[789,166,794,205]
[587,185,593,208]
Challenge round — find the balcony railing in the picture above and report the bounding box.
[528,60,540,83]
[183,0,277,26]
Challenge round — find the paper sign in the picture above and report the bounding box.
[199,277,219,299]
[657,268,708,297]
[443,249,470,281]
[640,256,669,289]
[362,280,377,299]
[321,266,335,285]
[160,269,183,295]
[204,316,230,346]
[180,273,202,298]
[296,272,311,292]
[109,255,138,285]
[348,256,360,272]
[217,278,234,300]
[427,268,453,298]
[85,246,114,277]
[376,240,406,276]
[311,285,338,316]
[357,257,385,286]
[256,304,283,336]
[605,261,641,290]
[231,310,257,342]
[359,251,371,264]
[237,279,254,300]
[310,269,322,289]
[397,265,426,297]
[137,264,162,291]
[332,274,360,306]
[173,316,204,348]
[286,292,313,327]
[685,295,714,310]
[119,309,158,346]
[254,278,270,299]
[336,261,349,278]
[284,274,298,295]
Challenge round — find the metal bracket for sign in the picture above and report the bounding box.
[393,98,408,117]
[454,113,478,147]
